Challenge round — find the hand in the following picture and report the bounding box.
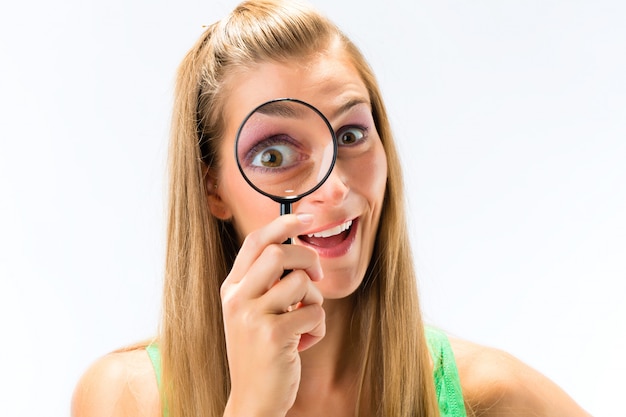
[221,213,326,417]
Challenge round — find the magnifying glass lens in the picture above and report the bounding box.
[235,99,336,202]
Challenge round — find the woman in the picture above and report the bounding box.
[72,1,591,416]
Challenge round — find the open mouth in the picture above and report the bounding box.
[298,219,356,250]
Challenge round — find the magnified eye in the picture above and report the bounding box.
[248,138,301,170]
[252,145,290,168]
[337,126,366,146]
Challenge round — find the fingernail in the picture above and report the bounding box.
[296,213,314,224]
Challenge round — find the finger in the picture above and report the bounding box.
[277,303,326,352]
[261,270,323,313]
[225,213,315,286]
[235,245,322,298]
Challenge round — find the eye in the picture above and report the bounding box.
[337,126,366,146]
[249,142,299,169]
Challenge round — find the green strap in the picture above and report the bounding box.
[146,343,162,383]
[147,330,466,417]
[146,343,168,417]
[425,327,468,417]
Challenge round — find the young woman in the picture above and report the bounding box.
[72,1,592,416]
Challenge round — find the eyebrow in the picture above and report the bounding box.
[328,97,370,121]
[256,101,308,118]
[255,97,370,121]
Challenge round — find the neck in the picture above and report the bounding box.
[294,295,363,409]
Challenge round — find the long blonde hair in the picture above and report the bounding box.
[162,1,439,416]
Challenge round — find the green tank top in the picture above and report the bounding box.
[146,327,466,417]
[425,327,467,417]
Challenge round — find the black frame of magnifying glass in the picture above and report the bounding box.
[234,97,339,216]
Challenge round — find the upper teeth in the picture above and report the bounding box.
[307,220,353,238]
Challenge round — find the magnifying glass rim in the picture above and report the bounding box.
[234,97,338,203]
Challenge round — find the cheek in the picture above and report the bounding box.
[220,166,278,242]
[353,142,388,201]
[372,147,388,196]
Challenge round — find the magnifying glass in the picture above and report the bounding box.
[235,98,338,245]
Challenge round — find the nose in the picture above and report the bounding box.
[309,165,349,206]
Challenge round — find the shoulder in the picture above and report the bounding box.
[72,347,161,417]
[448,337,592,417]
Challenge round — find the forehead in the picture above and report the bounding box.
[222,51,370,137]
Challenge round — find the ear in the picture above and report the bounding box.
[205,170,232,220]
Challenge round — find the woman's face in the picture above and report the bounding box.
[210,48,388,299]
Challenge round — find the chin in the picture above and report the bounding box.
[315,264,368,300]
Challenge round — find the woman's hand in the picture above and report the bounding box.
[221,213,326,417]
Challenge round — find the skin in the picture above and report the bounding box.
[71,45,593,417]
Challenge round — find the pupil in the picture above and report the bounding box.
[261,149,282,167]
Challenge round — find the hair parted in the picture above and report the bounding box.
[162,1,440,415]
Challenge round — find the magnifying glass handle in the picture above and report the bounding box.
[280,202,292,216]
[281,202,293,278]
[280,202,293,244]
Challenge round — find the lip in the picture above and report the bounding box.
[296,217,359,258]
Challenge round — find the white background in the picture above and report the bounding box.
[1,0,624,415]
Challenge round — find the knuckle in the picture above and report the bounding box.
[289,269,308,286]
[220,291,239,315]
[262,244,284,261]
[306,246,320,262]
[220,280,244,315]
[312,303,326,321]
[241,230,263,250]
[239,305,259,329]
[219,279,230,299]
[259,318,283,344]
